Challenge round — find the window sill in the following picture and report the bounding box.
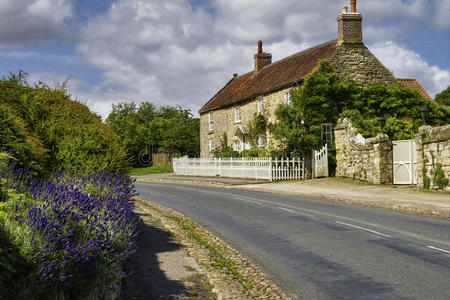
[234,121,241,124]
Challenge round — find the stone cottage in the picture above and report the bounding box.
[199,0,431,158]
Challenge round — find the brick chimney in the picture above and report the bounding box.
[254,40,272,72]
[337,0,363,45]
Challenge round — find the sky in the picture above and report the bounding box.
[1,0,449,119]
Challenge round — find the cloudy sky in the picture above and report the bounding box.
[1,0,449,118]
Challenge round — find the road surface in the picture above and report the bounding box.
[136,182,450,300]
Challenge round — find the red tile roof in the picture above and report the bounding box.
[199,40,339,113]
[397,78,433,100]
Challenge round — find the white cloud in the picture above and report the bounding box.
[433,0,450,29]
[370,41,449,97]
[74,0,448,118]
[0,0,73,46]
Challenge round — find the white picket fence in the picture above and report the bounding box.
[173,157,304,181]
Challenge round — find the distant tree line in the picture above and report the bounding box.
[106,102,200,166]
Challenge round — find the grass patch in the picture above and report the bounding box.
[168,215,254,293]
[136,198,256,294]
[127,165,173,176]
[185,273,216,299]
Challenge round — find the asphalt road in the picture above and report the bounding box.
[136,182,450,300]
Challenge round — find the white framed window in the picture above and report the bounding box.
[258,135,267,147]
[209,138,215,151]
[208,112,214,131]
[235,106,241,123]
[284,89,292,105]
[257,97,264,114]
[321,124,333,149]
[233,139,242,151]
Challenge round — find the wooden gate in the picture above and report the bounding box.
[393,140,417,185]
[314,145,328,178]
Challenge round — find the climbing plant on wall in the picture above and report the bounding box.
[270,60,450,155]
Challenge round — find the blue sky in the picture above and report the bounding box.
[0,0,448,118]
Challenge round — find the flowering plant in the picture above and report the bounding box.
[0,154,137,297]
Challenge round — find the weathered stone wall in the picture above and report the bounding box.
[200,89,286,157]
[329,44,397,87]
[415,125,450,190]
[338,13,362,44]
[335,118,393,184]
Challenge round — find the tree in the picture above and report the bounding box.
[106,102,200,164]
[435,86,450,106]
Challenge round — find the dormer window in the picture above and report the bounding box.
[235,106,241,123]
[257,97,264,114]
[284,89,292,105]
[208,111,214,131]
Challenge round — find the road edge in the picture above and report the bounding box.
[136,177,449,220]
[232,186,450,220]
[135,197,292,300]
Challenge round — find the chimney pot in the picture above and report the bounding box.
[351,0,356,13]
[258,40,262,54]
[337,0,362,44]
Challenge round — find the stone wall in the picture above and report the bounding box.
[200,89,286,157]
[415,125,450,190]
[335,118,393,184]
[329,44,397,87]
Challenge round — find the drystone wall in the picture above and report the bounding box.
[335,118,393,184]
[415,125,450,190]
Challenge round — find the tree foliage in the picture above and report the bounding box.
[0,73,129,175]
[246,112,268,148]
[106,102,199,164]
[271,60,450,154]
[434,86,450,106]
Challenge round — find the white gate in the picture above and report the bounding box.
[393,140,417,185]
[314,145,328,178]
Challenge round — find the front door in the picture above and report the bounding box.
[393,140,417,185]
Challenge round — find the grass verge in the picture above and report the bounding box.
[127,165,173,176]
[134,198,290,299]
[168,215,254,293]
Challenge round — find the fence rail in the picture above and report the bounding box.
[173,157,304,181]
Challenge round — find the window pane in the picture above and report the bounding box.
[208,112,214,131]
[321,124,332,148]
[235,106,241,122]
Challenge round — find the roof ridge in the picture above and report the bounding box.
[200,39,339,113]
[258,39,338,71]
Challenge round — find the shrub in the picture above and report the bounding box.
[0,73,130,175]
[433,163,449,189]
[0,154,137,297]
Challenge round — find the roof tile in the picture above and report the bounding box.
[397,78,433,100]
[200,40,339,113]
